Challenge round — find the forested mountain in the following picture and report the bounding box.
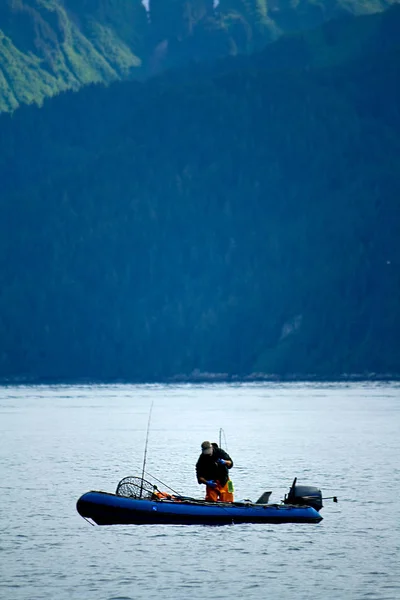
[1,7,400,381]
[0,0,147,112]
[1,0,399,112]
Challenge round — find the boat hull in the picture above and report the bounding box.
[76,491,323,525]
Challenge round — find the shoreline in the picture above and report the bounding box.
[0,373,399,386]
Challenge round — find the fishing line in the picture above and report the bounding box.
[144,470,182,496]
[139,401,154,498]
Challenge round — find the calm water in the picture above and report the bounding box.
[0,383,399,600]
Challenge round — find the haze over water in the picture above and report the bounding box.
[1,382,399,599]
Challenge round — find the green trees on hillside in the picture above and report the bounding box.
[219,0,278,50]
[0,0,147,112]
[219,0,269,30]
[1,0,399,111]
[0,7,399,380]
[149,0,214,39]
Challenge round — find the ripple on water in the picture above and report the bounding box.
[1,382,400,600]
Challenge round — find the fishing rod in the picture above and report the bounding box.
[219,427,228,451]
[137,403,184,498]
[139,401,154,499]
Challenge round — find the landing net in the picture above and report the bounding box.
[116,476,154,499]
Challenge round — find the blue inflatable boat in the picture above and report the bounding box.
[76,476,325,525]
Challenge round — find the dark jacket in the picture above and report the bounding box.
[196,444,233,487]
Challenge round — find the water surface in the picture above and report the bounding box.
[0,383,399,599]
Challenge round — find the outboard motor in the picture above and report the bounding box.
[284,477,323,512]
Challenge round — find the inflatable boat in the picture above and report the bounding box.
[76,476,325,525]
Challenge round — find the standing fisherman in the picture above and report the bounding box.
[196,441,234,502]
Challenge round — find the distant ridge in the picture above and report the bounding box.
[1,0,399,112]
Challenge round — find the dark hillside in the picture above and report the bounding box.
[1,8,399,381]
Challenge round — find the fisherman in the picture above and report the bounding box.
[196,441,234,502]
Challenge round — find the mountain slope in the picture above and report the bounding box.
[1,0,399,112]
[0,8,399,381]
[0,0,147,112]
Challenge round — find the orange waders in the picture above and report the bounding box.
[205,480,234,503]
